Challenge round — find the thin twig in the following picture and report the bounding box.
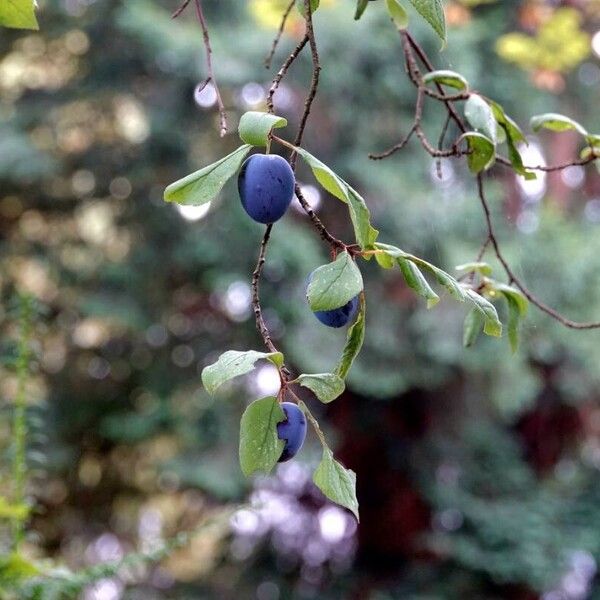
[475,175,600,329]
[193,0,228,137]
[377,26,600,331]
[295,183,347,250]
[403,30,467,134]
[251,226,292,380]
[370,125,417,160]
[436,112,452,178]
[290,0,321,169]
[171,0,191,18]
[264,0,296,69]
[267,34,309,113]
[496,154,598,173]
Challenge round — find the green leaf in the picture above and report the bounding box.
[238,111,288,147]
[294,373,345,403]
[201,350,283,394]
[313,448,359,520]
[386,0,409,27]
[375,250,395,269]
[504,294,521,353]
[375,243,502,337]
[335,294,366,379]
[491,282,529,316]
[397,257,440,308]
[464,95,497,143]
[490,101,526,144]
[307,251,363,312]
[239,397,285,477]
[346,186,379,250]
[455,261,492,276]
[530,113,588,137]
[504,131,536,180]
[0,0,38,30]
[461,132,495,173]
[465,289,502,337]
[296,0,320,16]
[488,283,527,351]
[422,70,468,91]
[406,0,446,44]
[489,102,536,180]
[296,148,378,249]
[164,144,251,206]
[354,0,369,19]
[463,308,484,347]
[296,148,347,199]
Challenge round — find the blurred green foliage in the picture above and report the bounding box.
[1,0,600,597]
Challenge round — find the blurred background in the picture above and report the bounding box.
[2,0,600,598]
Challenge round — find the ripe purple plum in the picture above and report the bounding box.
[238,154,295,224]
[277,402,307,462]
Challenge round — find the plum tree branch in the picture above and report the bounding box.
[264,0,296,69]
[475,175,600,329]
[371,26,600,331]
[252,225,293,380]
[267,34,309,113]
[191,0,228,137]
[290,0,321,169]
[253,0,342,383]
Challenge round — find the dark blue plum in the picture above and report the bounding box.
[238,154,295,224]
[306,272,360,328]
[277,402,307,462]
[313,295,360,328]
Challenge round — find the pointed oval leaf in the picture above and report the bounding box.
[375,243,502,338]
[335,294,366,379]
[455,261,493,276]
[491,282,529,315]
[238,111,288,147]
[354,0,369,20]
[463,308,484,348]
[465,95,497,144]
[386,0,409,28]
[397,257,440,307]
[465,289,502,337]
[296,148,378,249]
[502,294,524,353]
[504,133,535,180]
[239,397,285,477]
[423,70,468,91]
[164,144,251,206]
[375,250,395,269]
[346,186,379,250]
[313,448,359,521]
[490,101,526,144]
[407,0,445,44]
[530,113,588,137]
[202,350,283,394]
[295,373,345,404]
[461,132,495,173]
[307,251,363,312]
[0,0,38,30]
[296,147,348,200]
